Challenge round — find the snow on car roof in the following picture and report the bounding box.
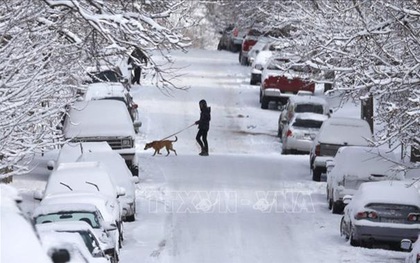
[317,117,372,145]
[351,181,420,208]
[331,146,403,180]
[57,142,113,164]
[84,82,126,101]
[32,202,99,218]
[287,95,329,106]
[63,100,135,138]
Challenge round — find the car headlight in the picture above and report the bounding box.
[122,139,132,147]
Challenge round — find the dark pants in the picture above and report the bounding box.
[132,67,141,84]
[196,129,208,152]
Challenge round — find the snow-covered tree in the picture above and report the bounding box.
[208,0,419,162]
[0,0,193,178]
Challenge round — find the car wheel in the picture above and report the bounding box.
[130,165,139,177]
[277,127,282,138]
[340,217,349,240]
[250,78,256,85]
[349,227,360,247]
[261,96,269,109]
[282,149,289,155]
[240,55,247,66]
[126,214,135,222]
[328,198,333,210]
[332,201,343,214]
[312,167,322,182]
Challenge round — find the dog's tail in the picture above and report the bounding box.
[172,136,178,142]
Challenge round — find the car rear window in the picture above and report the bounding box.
[292,119,323,129]
[365,203,420,223]
[295,104,324,114]
[89,70,120,83]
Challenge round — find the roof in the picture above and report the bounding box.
[288,95,328,106]
[331,146,404,180]
[352,181,420,208]
[84,82,127,101]
[57,142,113,164]
[317,117,372,145]
[63,100,135,138]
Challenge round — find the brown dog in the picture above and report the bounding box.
[144,136,177,156]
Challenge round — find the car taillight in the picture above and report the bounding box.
[408,213,420,221]
[286,130,292,137]
[315,144,320,156]
[132,103,138,109]
[355,211,377,220]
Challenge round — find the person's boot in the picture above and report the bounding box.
[200,147,209,156]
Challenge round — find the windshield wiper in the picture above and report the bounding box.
[85,181,100,191]
[60,182,73,191]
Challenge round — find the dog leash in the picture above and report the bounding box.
[159,123,196,141]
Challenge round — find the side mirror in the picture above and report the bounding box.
[116,186,126,197]
[131,177,140,184]
[47,160,56,171]
[342,195,352,205]
[104,222,117,232]
[400,239,412,251]
[51,249,71,263]
[33,190,44,201]
[133,120,142,128]
[119,77,128,84]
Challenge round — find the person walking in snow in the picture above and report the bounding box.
[195,99,211,156]
[128,47,147,85]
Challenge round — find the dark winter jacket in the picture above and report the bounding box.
[198,106,211,131]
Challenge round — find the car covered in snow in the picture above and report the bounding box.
[278,95,331,138]
[0,185,53,263]
[38,192,123,249]
[63,100,139,174]
[38,231,109,263]
[49,142,139,220]
[281,113,328,154]
[326,146,405,214]
[37,221,109,262]
[84,83,141,133]
[340,181,420,247]
[249,41,286,85]
[217,25,246,52]
[84,64,131,91]
[259,55,317,109]
[239,28,262,66]
[309,117,372,181]
[33,203,119,262]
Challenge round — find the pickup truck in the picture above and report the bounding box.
[259,56,315,109]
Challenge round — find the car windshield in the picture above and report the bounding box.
[292,119,323,129]
[35,212,100,229]
[89,70,120,83]
[295,104,324,114]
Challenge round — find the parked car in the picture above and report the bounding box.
[260,55,317,109]
[1,185,53,263]
[281,113,328,154]
[247,38,270,67]
[326,146,405,214]
[401,235,420,263]
[62,100,139,174]
[239,28,262,66]
[84,83,140,132]
[33,203,119,262]
[340,181,420,247]
[39,192,123,249]
[38,231,109,263]
[217,25,245,52]
[84,64,131,91]
[309,117,372,181]
[278,95,331,137]
[48,142,139,220]
[250,41,286,85]
[37,221,109,262]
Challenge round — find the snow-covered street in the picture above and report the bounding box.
[111,49,407,262]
